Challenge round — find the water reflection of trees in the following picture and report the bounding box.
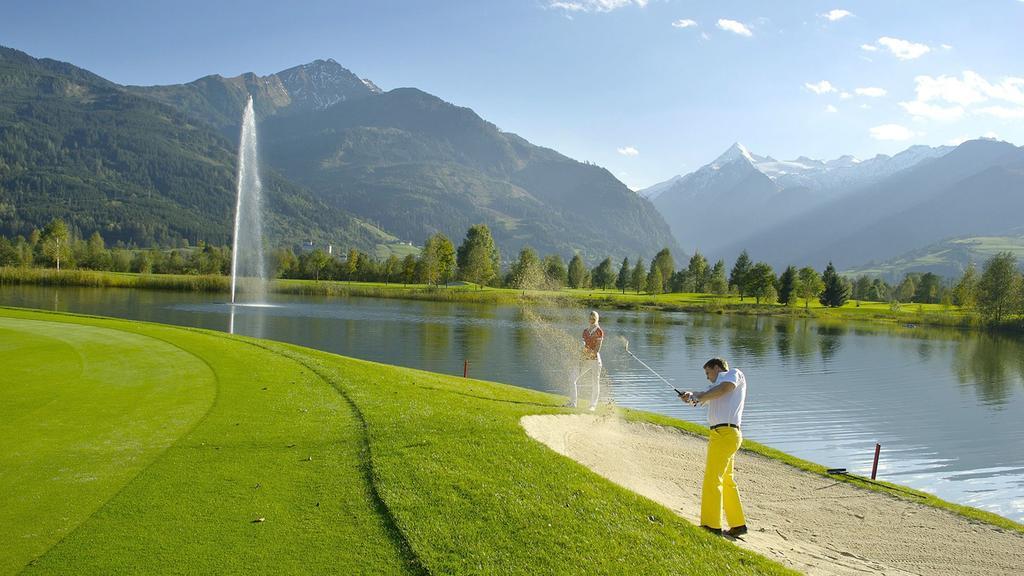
[729,316,774,360]
[952,333,1024,406]
[454,306,494,365]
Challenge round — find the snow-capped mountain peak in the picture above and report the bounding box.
[711,142,756,169]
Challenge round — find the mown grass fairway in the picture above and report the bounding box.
[4,308,1019,574]
[0,307,792,575]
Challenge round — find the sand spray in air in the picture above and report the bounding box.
[519,304,626,410]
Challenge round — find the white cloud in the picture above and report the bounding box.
[840,91,853,99]
[870,124,916,141]
[823,9,853,21]
[984,131,1001,139]
[825,104,838,113]
[898,71,1024,125]
[547,0,647,13]
[855,87,887,97]
[549,1,585,11]
[717,19,753,36]
[946,135,969,146]
[672,19,697,28]
[701,32,711,40]
[859,103,872,109]
[976,106,1024,119]
[941,44,953,51]
[860,43,879,52]
[617,146,640,156]
[877,36,931,60]
[804,80,836,95]
[902,70,1024,110]
[912,72,990,105]
[900,100,965,121]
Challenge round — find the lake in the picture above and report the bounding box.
[2,284,1022,522]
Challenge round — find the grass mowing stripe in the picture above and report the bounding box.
[260,341,796,575]
[0,316,217,575]
[2,310,413,575]
[166,329,429,575]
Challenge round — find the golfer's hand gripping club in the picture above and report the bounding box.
[679,390,700,407]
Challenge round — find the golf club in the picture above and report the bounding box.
[623,338,698,406]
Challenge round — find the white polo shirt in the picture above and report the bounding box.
[707,368,746,428]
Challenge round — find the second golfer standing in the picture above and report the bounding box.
[570,310,604,411]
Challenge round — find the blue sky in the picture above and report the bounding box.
[3,0,1023,188]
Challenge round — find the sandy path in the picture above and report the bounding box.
[521,414,1024,576]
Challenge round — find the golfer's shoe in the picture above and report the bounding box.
[587,405,597,412]
[724,525,748,537]
[564,402,577,408]
[700,525,722,536]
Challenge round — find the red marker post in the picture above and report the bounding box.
[871,443,881,480]
[463,360,469,378]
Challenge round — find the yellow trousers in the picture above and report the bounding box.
[700,427,746,530]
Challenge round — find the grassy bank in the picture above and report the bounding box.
[2,308,1020,574]
[0,266,1009,333]
[0,307,792,575]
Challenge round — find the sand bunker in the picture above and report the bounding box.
[521,414,1024,576]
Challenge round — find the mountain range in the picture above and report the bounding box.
[642,139,1024,273]
[0,46,677,262]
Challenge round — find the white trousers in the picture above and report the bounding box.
[571,359,601,408]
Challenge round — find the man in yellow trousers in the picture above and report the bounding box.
[681,357,747,537]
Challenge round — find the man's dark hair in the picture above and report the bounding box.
[703,357,729,371]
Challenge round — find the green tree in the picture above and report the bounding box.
[819,262,850,308]
[729,250,752,299]
[867,278,889,302]
[630,259,646,294]
[914,272,942,304]
[15,236,34,268]
[748,262,777,304]
[651,248,675,293]
[542,254,568,290]
[646,265,664,295]
[777,265,797,306]
[345,248,360,281]
[567,254,586,289]
[508,247,544,291]
[852,275,872,302]
[41,218,71,270]
[401,254,417,286]
[615,257,630,294]
[687,251,709,293]
[83,231,111,270]
[436,236,456,286]
[110,248,132,272]
[976,252,1022,324]
[131,251,153,274]
[0,237,18,267]
[896,275,916,303]
[456,224,500,288]
[382,254,401,284]
[953,263,978,308]
[271,247,299,278]
[591,257,615,290]
[708,260,728,295]
[796,266,824,309]
[305,248,331,281]
[420,233,456,286]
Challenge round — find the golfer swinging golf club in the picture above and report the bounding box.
[680,357,748,537]
[569,310,604,411]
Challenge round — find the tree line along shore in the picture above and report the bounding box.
[3,219,1023,331]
